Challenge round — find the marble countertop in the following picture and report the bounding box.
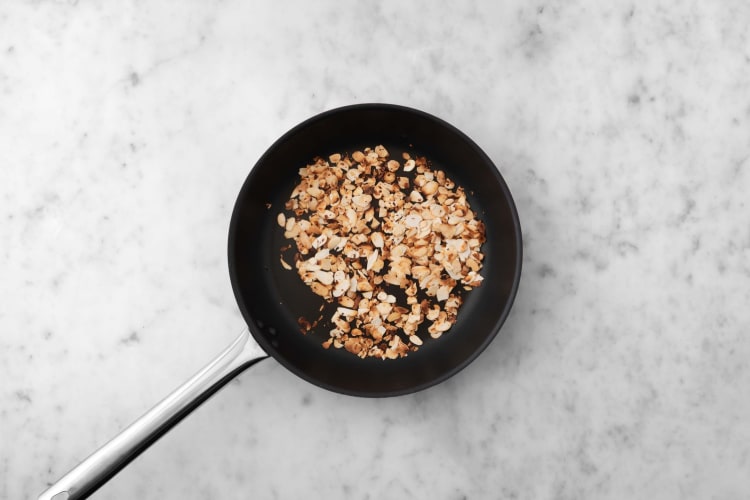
[3,1,750,499]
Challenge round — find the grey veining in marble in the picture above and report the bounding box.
[2,1,750,499]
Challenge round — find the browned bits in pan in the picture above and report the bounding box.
[279,145,486,359]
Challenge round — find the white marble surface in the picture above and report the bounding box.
[2,1,750,498]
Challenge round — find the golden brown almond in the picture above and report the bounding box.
[310,282,331,298]
[352,151,365,163]
[422,180,438,196]
[279,145,485,359]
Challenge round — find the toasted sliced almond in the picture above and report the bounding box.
[366,249,379,271]
[310,282,330,297]
[312,234,328,249]
[404,214,422,228]
[422,181,438,196]
[371,232,384,248]
[409,190,424,203]
[352,151,365,163]
[279,145,484,359]
[315,269,334,285]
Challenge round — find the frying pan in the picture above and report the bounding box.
[39,103,522,500]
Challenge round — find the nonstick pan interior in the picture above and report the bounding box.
[228,104,522,396]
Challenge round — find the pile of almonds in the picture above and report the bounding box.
[278,145,485,359]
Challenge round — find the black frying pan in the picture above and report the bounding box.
[40,103,522,500]
[231,103,522,395]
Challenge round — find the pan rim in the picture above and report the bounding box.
[228,102,523,397]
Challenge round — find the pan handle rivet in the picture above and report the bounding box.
[267,327,277,336]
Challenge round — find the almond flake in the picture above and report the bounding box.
[315,270,334,285]
[280,256,292,270]
[278,145,486,359]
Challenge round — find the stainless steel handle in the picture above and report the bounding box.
[39,329,268,500]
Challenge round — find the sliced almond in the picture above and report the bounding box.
[314,270,334,285]
[310,282,331,298]
[280,145,485,359]
[404,214,422,228]
[371,232,384,248]
[312,234,327,249]
[422,180,438,196]
[366,249,379,271]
